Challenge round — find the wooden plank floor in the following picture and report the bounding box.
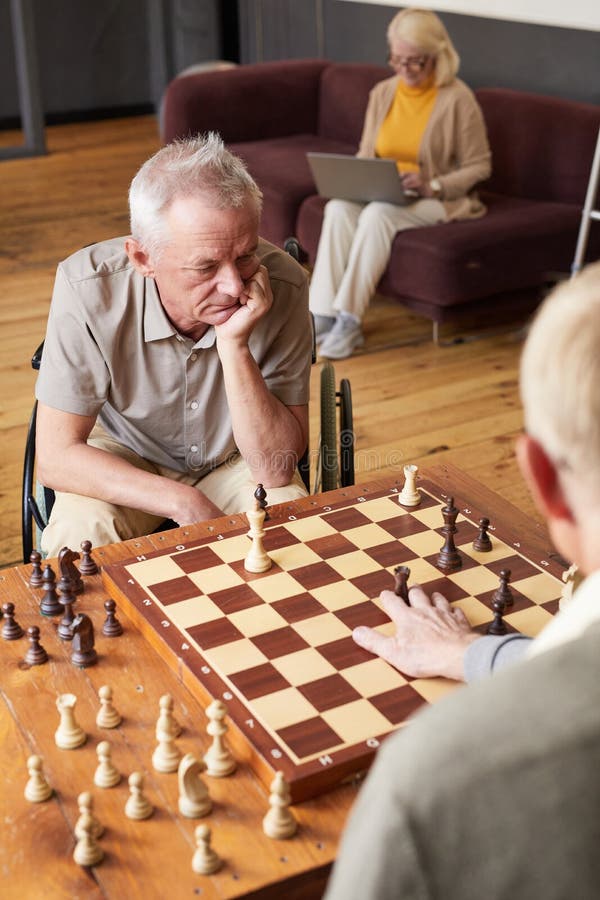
[0,115,537,569]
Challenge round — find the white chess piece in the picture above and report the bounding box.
[192,824,222,875]
[54,693,86,749]
[96,685,122,729]
[244,500,272,573]
[262,770,298,839]
[398,464,421,507]
[24,755,53,802]
[203,700,236,777]
[156,693,181,739]
[75,791,104,840]
[94,740,121,788]
[152,726,182,773]
[73,811,103,866]
[178,753,212,817]
[125,771,154,820]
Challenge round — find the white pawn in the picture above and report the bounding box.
[244,500,272,573]
[75,791,104,840]
[398,464,421,507]
[96,685,122,729]
[152,726,181,773]
[94,740,121,788]
[203,700,236,777]
[156,693,181,739]
[178,753,212,818]
[192,824,222,875]
[73,811,104,867]
[24,755,53,803]
[55,693,86,750]
[125,771,154,820]
[262,771,297,839]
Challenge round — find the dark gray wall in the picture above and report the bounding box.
[240,0,600,106]
[1,0,225,123]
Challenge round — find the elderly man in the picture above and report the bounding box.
[325,263,600,899]
[36,134,311,556]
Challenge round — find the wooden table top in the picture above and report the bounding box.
[0,465,553,899]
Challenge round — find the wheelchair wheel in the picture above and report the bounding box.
[339,378,355,487]
[319,361,339,492]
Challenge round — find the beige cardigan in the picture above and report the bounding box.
[357,75,492,220]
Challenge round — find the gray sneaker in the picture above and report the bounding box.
[319,316,364,359]
[313,314,336,345]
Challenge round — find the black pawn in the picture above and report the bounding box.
[57,575,76,641]
[102,599,123,637]
[493,569,514,609]
[29,551,44,588]
[487,596,507,636]
[2,603,24,641]
[393,565,410,604]
[24,626,48,666]
[472,517,492,552]
[254,483,270,521]
[436,497,462,573]
[79,540,99,576]
[40,565,62,617]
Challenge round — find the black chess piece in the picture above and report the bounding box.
[58,546,84,595]
[472,517,493,552]
[254,483,270,521]
[2,603,24,641]
[79,540,99,576]
[69,613,97,667]
[487,595,507,635]
[493,569,514,609]
[28,550,44,588]
[57,573,76,641]
[40,564,62,617]
[436,497,462,573]
[102,599,123,637]
[393,565,410,604]
[24,626,49,666]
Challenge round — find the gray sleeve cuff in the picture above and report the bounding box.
[464,634,533,682]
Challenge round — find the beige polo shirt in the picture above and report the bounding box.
[36,236,311,476]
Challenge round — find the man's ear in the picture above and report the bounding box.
[515,433,573,522]
[125,238,154,277]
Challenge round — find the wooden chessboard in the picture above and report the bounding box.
[102,468,566,803]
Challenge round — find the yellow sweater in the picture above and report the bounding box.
[375,76,438,173]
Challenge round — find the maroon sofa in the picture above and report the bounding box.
[162,59,600,324]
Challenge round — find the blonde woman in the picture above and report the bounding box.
[311,7,491,358]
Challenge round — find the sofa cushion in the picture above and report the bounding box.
[317,64,388,146]
[297,192,599,308]
[162,59,329,144]
[476,88,600,205]
[231,135,355,247]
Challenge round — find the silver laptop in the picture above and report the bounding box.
[307,152,411,205]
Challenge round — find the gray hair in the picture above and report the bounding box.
[520,261,600,492]
[129,132,263,256]
[387,7,460,87]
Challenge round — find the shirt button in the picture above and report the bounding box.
[190,401,199,410]
[190,444,199,452]
[190,353,197,361]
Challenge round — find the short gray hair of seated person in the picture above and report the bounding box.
[520,261,600,491]
[387,7,460,87]
[129,132,263,258]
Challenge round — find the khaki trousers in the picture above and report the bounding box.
[309,197,446,320]
[41,427,308,557]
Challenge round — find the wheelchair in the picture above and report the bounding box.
[22,314,354,564]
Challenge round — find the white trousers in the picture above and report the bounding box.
[41,427,307,558]
[309,198,446,320]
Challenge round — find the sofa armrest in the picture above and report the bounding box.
[162,59,330,145]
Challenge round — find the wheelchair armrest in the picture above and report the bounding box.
[31,340,44,371]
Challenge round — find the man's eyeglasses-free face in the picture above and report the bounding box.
[388,54,429,72]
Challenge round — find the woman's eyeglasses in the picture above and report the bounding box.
[388,54,429,72]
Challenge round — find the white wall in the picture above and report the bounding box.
[340,0,600,32]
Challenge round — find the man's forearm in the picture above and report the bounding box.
[38,442,222,524]
[218,344,306,485]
